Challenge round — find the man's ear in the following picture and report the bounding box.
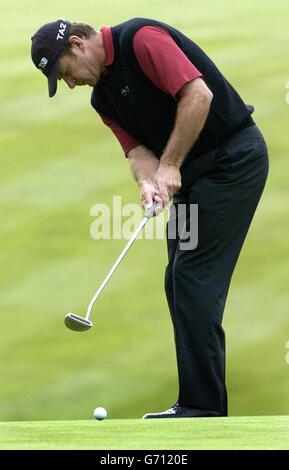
[68,35,85,49]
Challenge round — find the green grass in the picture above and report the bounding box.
[1,416,288,450]
[0,0,289,427]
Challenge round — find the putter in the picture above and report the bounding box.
[65,202,159,332]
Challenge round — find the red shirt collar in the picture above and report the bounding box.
[101,26,114,66]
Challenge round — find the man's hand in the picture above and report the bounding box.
[154,163,182,207]
[128,145,164,214]
[139,180,163,213]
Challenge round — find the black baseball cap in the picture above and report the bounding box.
[31,19,72,97]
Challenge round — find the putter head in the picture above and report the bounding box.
[65,313,93,332]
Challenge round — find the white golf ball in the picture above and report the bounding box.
[93,407,107,420]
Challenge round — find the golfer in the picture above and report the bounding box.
[31,18,269,418]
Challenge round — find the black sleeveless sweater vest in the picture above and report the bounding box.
[91,18,253,169]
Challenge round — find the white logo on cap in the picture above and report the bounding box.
[39,57,48,69]
[56,22,67,40]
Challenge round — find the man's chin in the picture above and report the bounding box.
[77,80,95,87]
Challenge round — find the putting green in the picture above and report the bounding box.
[0,416,288,450]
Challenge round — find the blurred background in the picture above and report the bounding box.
[0,0,288,421]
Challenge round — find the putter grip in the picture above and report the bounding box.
[145,202,161,219]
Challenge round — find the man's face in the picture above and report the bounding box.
[58,44,101,89]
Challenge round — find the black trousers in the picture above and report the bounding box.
[165,125,269,416]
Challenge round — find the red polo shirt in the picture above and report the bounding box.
[99,26,203,155]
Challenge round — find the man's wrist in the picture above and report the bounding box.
[159,157,182,170]
[137,177,154,188]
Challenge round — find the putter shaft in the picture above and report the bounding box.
[86,214,149,319]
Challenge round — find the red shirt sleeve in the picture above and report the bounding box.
[100,114,141,156]
[133,26,203,99]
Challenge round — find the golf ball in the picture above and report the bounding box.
[93,407,107,420]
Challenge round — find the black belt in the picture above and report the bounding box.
[225,115,255,140]
[180,116,255,194]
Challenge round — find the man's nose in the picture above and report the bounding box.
[64,77,76,89]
